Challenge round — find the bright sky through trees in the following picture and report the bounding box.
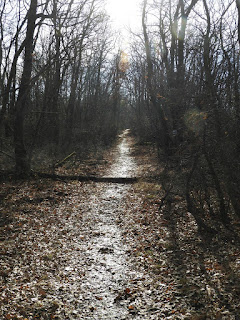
[105,0,142,49]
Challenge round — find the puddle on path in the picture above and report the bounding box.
[79,129,143,319]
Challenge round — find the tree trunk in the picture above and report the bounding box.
[142,0,171,153]
[14,0,37,175]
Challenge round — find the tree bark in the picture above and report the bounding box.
[14,0,37,175]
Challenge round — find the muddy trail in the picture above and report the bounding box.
[1,130,240,319]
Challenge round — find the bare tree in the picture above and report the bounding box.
[14,0,38,174]
[142,0,172,153]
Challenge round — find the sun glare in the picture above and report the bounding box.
[105,0,142,49]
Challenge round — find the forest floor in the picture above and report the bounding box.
[0,130,240,319]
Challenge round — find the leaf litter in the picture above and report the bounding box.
[1,129,240,319]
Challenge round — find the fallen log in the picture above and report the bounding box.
[33,172,138,184]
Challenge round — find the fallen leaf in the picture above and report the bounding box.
[39,288,47,298]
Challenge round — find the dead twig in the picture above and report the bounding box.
[55,152,76,168]
[0,150,15,160]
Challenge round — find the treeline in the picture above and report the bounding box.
[1,0,240,230]
[126,0,240,229]
[0,0,126,174]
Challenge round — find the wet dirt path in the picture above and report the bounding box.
[77,129,143,319]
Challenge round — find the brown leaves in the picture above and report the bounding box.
[38,288,47,298]
[1,134,240,319]
[119,140,240,318]
[114,287,133,303]
[125,287,131,294]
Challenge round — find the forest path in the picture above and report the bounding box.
[0,129,150,320]
[74,129,144,319]
[2,130,240,319]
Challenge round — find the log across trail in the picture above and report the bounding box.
[34,130,138,184]
[35,172,138,184]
